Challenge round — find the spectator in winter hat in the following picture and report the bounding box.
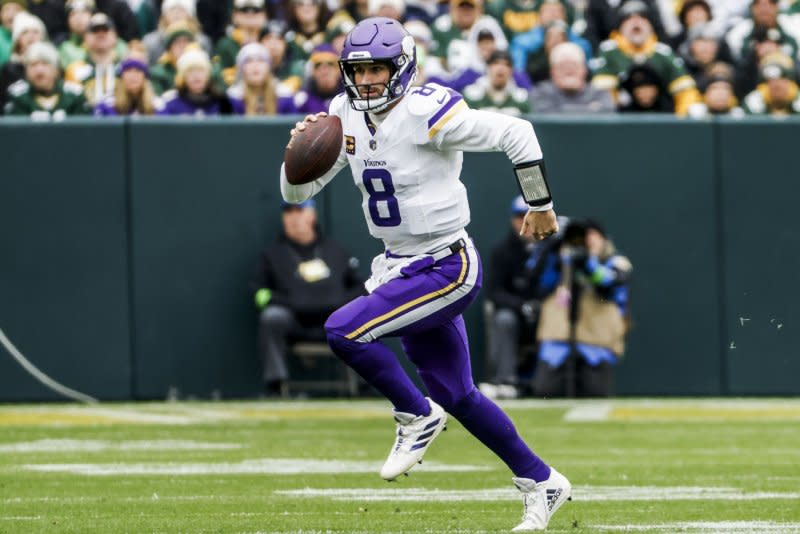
[95,55,162,115]
[590,0,701,115]
[64,12,122,105]
[278,42,339,114]
[286,0,331,69]
[0,11,45,110]
[215,0,268,75]
[4,41,90,118]
[150,21,198,93]
[159,47,233,115]
[730,11,799,99]
[670,0,713,48]
[430,0,506,72]
[726,0,800,64]
[687,62,744,118]
[678,23,734,86]
[531,41,615,113]
[259,19,303,88]
[742,52,800,115]
[142,0,211,65]
[59,0,131,68]
[227,42,277,115]
[0,0,26,66]
[463,49,530,116]
[583,0,667,52]
[325,18,355,55]
[368,0,405,21]
[619,62,673,112]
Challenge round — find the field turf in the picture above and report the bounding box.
[0,399,798,533]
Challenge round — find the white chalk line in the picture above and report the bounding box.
[0,439,243,453]
[20,458,490,476]
[275,485,800,502]
[593,521,800,533]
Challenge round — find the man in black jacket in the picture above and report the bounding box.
[480,195,544,399]
[252,199,364,396]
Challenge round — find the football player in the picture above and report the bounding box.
[280,17,570,531]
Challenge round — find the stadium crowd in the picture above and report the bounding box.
[1,0,799,118]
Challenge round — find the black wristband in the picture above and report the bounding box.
[514,160,552,207]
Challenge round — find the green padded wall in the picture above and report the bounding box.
[0,119,132,400]
[2,116,799,401]
[127,118,284,398]
[718,117,800,394]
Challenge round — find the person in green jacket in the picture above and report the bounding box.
[215,0,267,85]
[4,41,90,118]
[742,52,800,115]
[0,0,26,66]
[589,0,700,116]
[58,0,129,68]
[149,21,196,94]
[463,49,530,116]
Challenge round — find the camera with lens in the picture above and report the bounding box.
[558,219,590,265]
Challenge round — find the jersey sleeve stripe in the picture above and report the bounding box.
[428,99,468,139]
[427,91,465,129]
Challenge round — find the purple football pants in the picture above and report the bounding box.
[324,241,551,481]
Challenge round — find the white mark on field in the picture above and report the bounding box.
[275,485,800,502]
[594,521,800,533]
[21,458,490,476]
[0,439,242,453]
[563,403,612,422]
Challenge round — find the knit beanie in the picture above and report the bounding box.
[24,41,58,67]
[12,11,46,45]
[161,0,196,17]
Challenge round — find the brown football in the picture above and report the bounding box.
[284,115,343,185]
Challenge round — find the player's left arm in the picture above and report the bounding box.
[430,96,558,239]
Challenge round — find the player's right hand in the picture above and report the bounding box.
[521,209,559,240]
[290,112,328,137]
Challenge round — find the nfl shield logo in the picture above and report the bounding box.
[369,139,377,150]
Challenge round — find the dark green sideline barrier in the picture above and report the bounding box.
[1,116,798,400]
[717,118,800,395]
[0,119,131,400]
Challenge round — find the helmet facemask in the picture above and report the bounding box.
[340,35,417,113]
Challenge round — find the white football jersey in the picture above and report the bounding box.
[281,82,545,256]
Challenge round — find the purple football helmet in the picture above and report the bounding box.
[339,17,417,112]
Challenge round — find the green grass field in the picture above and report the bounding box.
[1,399,799,533]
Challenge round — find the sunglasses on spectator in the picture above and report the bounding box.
[237,6,264,13]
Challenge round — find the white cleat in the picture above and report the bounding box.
[511,467,572,531]
[380,398,447,481]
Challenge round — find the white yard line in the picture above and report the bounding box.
[0,439,242,453]
[563,403,612,421]
[21,458,490,476]
[594,521,800,533]
[275,485,800,502]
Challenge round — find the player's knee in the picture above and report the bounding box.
[324,315,359,360]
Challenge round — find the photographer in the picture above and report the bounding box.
[530,218,632,397]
